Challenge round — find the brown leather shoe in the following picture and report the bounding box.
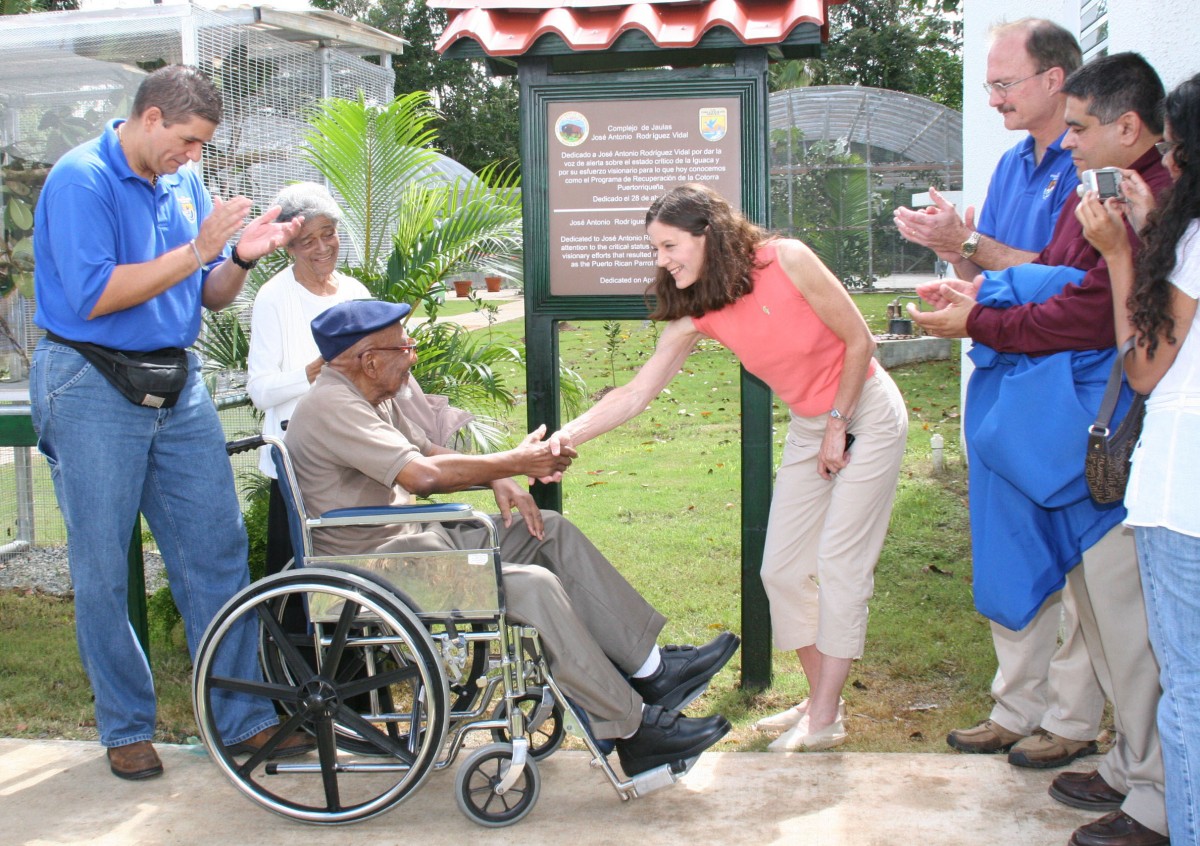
[227,725,315,759]
[107,741,163,780]
[946,719,1025,753]
[1008,729,1099,769]
[1050,769,1127,812]
[1069,811,1169,846]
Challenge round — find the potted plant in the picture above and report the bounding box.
[453,279,473,298]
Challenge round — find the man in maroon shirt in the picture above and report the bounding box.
[912,53,1170,846]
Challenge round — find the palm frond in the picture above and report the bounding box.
[302,92,443,273]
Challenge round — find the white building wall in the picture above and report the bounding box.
[1108,3,1197,89]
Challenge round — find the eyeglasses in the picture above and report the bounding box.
[1155,140,1179,156]
[982,69,1047,98]
[359,344,417,357]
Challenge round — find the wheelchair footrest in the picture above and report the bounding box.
[627,758,695,797]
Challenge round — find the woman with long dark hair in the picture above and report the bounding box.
[549,184,908,751]
[1077,72,1200,844]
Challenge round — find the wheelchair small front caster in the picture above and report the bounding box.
[490,694,565,761]
[454,742,540,827]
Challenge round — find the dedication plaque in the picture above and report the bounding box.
[547,96,742,297]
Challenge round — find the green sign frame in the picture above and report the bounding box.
[518,53,774,688]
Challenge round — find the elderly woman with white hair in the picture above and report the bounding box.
[247,182,373,576]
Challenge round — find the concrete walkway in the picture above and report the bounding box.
[1,738,1099,845]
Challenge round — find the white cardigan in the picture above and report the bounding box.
[246,267,371,477]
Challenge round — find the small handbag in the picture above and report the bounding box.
[1085,338,1146,505]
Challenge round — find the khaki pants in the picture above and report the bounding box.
[446,511,666,740]
[761,370,908,659]
[1068,525,1167,836]
[987,582,1104,741]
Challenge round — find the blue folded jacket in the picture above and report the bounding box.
[965,264,1131,630]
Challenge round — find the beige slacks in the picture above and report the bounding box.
[761,370,908,659]
[1067,525,1167,836]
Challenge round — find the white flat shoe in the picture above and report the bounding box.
[754,698,844,736]
[767,713,848,752]
[753,699,809,736]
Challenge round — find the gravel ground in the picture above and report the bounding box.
[0,546,167,596]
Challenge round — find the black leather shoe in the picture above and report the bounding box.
[1050,770,1127,812]
[615,704,730,777]
[631,632,740,712]
[107,740,163,780]
[1069,811,1169,846]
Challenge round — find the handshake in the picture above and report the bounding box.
[511,424,578,485]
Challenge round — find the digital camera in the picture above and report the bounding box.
[1077,167,1124,200]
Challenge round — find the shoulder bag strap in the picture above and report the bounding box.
[1090,336,1137,437]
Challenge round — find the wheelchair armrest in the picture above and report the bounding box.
[315,502,476,527]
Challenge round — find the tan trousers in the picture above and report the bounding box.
[1068,525,1167,836]
[761,370,908,659]
[446,511,666,740]
[987,582,1104,741]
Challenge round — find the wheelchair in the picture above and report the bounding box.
[192,435,701,827]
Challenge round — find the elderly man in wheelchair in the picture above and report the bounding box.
[193,299,738,826]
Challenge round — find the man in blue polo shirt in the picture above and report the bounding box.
[894,19,1105,772]
[31,65,308,781]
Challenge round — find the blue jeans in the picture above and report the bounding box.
[1136,525,1200,844]
[31,340,276,748]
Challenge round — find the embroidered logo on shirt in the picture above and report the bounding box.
[179,196,197,224]
[1043,173,1061,200]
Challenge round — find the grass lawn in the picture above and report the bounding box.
[0,295,1025,755]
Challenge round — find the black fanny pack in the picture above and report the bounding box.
[47,331,189,409]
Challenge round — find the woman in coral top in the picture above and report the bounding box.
[550,183,908,750]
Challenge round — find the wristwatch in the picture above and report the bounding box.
[830,408,851,425]
[230,243,258,271]
[959,231,981,259]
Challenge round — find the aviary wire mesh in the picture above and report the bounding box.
[768,85,963,289]
[0,4,394,551]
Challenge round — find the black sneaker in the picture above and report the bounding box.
[615,705,731,776]
[631,632,740,712]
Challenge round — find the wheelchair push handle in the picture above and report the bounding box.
[225,434,266,456]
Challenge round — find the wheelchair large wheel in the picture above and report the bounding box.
[259,572,489,754]
[490,693,565,761]
[454,742,540,827]
[194,569,449,824]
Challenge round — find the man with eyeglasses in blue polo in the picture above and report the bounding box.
[894,18,1106,775]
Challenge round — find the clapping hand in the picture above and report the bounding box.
[894,187,976,263]
[908,282,979,338]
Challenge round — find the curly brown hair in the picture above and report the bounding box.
[1132,74,1200,357]
[645,184,768,321]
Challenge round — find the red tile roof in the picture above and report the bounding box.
[430,0,845,58]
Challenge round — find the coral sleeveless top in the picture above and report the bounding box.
[691,243,874,417]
